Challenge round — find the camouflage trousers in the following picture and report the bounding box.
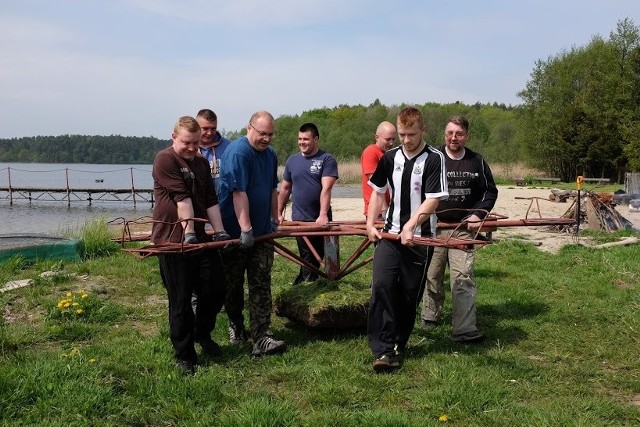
[223,241,274,340]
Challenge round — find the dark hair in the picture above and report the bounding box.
[196,109,218,122]
[299,122,319,138]
[447,115,469,132]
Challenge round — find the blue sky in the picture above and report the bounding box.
[1,0,638,139]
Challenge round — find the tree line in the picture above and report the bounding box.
[1,18,638,183]
[0,135,170,164]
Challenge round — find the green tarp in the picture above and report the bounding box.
[0,235,84,263]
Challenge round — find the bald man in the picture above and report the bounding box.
[361,121,396,218]
[218,110,287,357]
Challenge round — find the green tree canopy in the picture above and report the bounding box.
[517,17,640,181]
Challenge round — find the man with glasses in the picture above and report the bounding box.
[420,115,498,343]
[218,110,286,357]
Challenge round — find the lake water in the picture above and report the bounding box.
[0,163,360,235]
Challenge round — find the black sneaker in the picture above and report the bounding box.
[452,330,486,344]
[373,354,401,373]
[228,322,248,346]
[197,339,222,357]
[251,336,287,357]
[175,359,196,375]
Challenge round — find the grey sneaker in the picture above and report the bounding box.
[228,322,248,346]
[373,354,401,373]
[251,336,287,357]
[452,330,485,344]
[420,319,439,331]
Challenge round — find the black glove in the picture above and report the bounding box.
[240,228,254,249]
[184,232,198,244]
[212,231,231,242]
[271,219,279,232]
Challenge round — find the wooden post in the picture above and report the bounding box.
[130,167,137,208]
[65,168,70,207]
[8,167,13,206]
[324,236,340,279]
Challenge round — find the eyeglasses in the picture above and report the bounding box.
[445,131,467,138]
[249,123,275,138]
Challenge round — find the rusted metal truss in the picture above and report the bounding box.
[116,199,575,281]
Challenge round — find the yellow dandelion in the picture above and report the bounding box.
[81,293,88,299]
[63,302,70,308]
[76,308,84,314]
[57,302,64,308]
[66,292,72,297]
[70,348,80,356]
[88,358,96,364]
[72,302,80,307]
[439,414,449,423]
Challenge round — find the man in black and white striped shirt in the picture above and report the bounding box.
[365,107,449,372]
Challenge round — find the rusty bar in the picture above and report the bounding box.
[335,237,372,276]
[337,256,374,279]
[301,235,324,268]
[272,240,328,279]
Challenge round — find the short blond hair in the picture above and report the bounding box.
[174,116,200,133]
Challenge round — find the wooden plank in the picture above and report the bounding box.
[584,197,601,229]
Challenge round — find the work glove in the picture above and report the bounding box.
[271,218,279,232]
[184,232,198,244]
[213,230,233,254]
[212,231,231,242]
[240,228,254,249]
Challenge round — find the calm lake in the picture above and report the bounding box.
[0,163,360,235]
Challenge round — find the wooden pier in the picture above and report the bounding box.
[0,186,154,207]
[0,166,154,207]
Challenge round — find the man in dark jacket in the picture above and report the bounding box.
[420,115,498,343]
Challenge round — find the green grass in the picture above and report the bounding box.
[1,232,639,425]
[64,216,121,259]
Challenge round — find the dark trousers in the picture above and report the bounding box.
[158,251,226,362]
[367,239,432,358]
[293,235,325,284]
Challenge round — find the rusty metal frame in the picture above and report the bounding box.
[116,200,576,280]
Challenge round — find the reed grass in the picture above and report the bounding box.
[300,160,544,186]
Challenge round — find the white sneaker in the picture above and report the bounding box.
[251,336,286,357]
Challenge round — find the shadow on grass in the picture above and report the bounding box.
[410,299,549,356]
[203,293,550,365]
